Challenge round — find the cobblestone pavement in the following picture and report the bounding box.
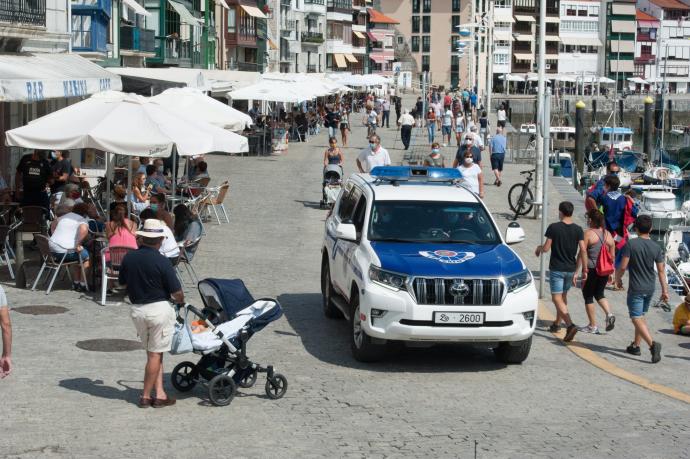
[1,97,689,458]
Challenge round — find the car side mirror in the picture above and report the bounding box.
[335,223,357,242]
[505,222,525,245]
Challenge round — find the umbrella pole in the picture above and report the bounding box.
[172,148,177,198]
[127,157,132,220]
[105,152,111,221]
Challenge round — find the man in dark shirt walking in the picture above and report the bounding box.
[535,201,586,341]
[615,215,668,363]
[119,219,184,408]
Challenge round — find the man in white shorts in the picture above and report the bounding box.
[0,286,11,378]
[119,219,184,408]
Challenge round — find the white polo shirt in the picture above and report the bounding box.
[357,146,391,172]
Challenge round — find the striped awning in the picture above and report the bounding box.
[345,54,358,63]
[241,5,267,19]
[367,31,386,42]
[514,14,535,22]
[369,54,387,64]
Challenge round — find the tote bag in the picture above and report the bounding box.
[170,306,194,355]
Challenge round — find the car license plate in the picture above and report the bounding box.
[434,312,485,325]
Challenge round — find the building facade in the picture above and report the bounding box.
[366,7,396,76]
[604,0,636,90]
[636,0,690,93]
[557,0,602,76]
[378,0,468,88]
[277,0,326,73]
[325,0,364,74]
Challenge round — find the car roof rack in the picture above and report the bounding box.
[370,166,462,186]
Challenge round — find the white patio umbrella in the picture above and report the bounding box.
[227,80,315,103]
[151,87,252,132]
[6,90,248,156]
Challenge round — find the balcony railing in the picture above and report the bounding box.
[306,64,317,72]
[304,0,324,4]
[327,0,352,13]
[121,26,155,53]
[237,61,260,71]
[301,31,324,43]
[281,0,290,6]
[154,36,191,64]
[635,54,655,65]
[281,19,296,31]
[637,32,656,42]
[0,0,46,27]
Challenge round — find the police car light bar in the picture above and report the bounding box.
[370,166,462,183]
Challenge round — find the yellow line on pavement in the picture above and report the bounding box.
[538,302,690,404]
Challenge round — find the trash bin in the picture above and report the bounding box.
[552,164,562,177]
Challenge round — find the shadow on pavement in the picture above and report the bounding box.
[294,200,323,210]
[278,292,508,373]
[58,378,141,403]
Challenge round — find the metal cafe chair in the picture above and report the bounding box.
[205,181,230,225]
[176,236,202,285]
[100,245,134,306]
[0,225,15,279]
[32,235,88,295]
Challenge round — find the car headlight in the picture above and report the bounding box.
[369,265,408,291]
[506,269,532,293]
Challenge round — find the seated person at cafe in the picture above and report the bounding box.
[673,295,690,336]
[145,165,170,194]
[130,172,150,213]
[138,209,179,263]
[49,202,91,292]
[16,149,52,209]
[104,204,138,263]
[173,204,202,257]
[109,185,128,212]
[149,193,173,230]
[57,183,83,209]
[190,161,209,183]
[137,157,150,175]
[86,203,105,233]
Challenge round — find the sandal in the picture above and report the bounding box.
[137,397,152,408]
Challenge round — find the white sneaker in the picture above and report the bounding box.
[578,325,600,334]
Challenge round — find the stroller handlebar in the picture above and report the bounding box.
[185,304,208,320]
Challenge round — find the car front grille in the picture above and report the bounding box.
[410,278,504,305]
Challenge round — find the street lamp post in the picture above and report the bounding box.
[534,0,547,219]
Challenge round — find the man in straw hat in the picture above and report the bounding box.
[119,219,184,408]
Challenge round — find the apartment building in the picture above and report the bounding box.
[637,0,690,93]
[557,0,602,76]
[366,7,397,76]
[379,0,469,88]
[277,0,326,73]
[221,0,268,71]
[492,0,515,86]
[604,0,636,90]
[351,0,368,73]
[634,9,659,86]
[512,0,560,75]
[325,0,363,74]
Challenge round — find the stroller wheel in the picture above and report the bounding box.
[238,370,258,388]
[171,361,197,392]
[208,374,236,407]
[265,373,288,400]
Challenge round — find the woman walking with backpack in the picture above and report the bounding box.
[579,208,616,334]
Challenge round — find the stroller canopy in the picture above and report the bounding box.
[199,278,256,318]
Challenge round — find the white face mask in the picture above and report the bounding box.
[464,157,473,165]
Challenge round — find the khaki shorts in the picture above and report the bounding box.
[130,301,176,353]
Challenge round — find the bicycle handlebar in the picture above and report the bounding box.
[520,170,536,175]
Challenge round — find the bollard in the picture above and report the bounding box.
[644,96,653,159]
[575,100,585,190]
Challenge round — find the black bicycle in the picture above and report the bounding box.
[508,170,535,220]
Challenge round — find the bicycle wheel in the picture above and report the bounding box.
[508,184,534,216]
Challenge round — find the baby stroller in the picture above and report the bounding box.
[170,278,288,406]
[320,164,343,209]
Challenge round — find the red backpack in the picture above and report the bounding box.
[594,230,614,276]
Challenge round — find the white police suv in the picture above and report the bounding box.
[321,166,538,363]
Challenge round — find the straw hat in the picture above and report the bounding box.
[136,219,167,238]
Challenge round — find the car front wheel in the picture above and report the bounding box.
[493,336,532,364]
[350,292,387,362]
[321,260,342,319]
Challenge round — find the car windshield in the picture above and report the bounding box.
[368,201,500,243]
